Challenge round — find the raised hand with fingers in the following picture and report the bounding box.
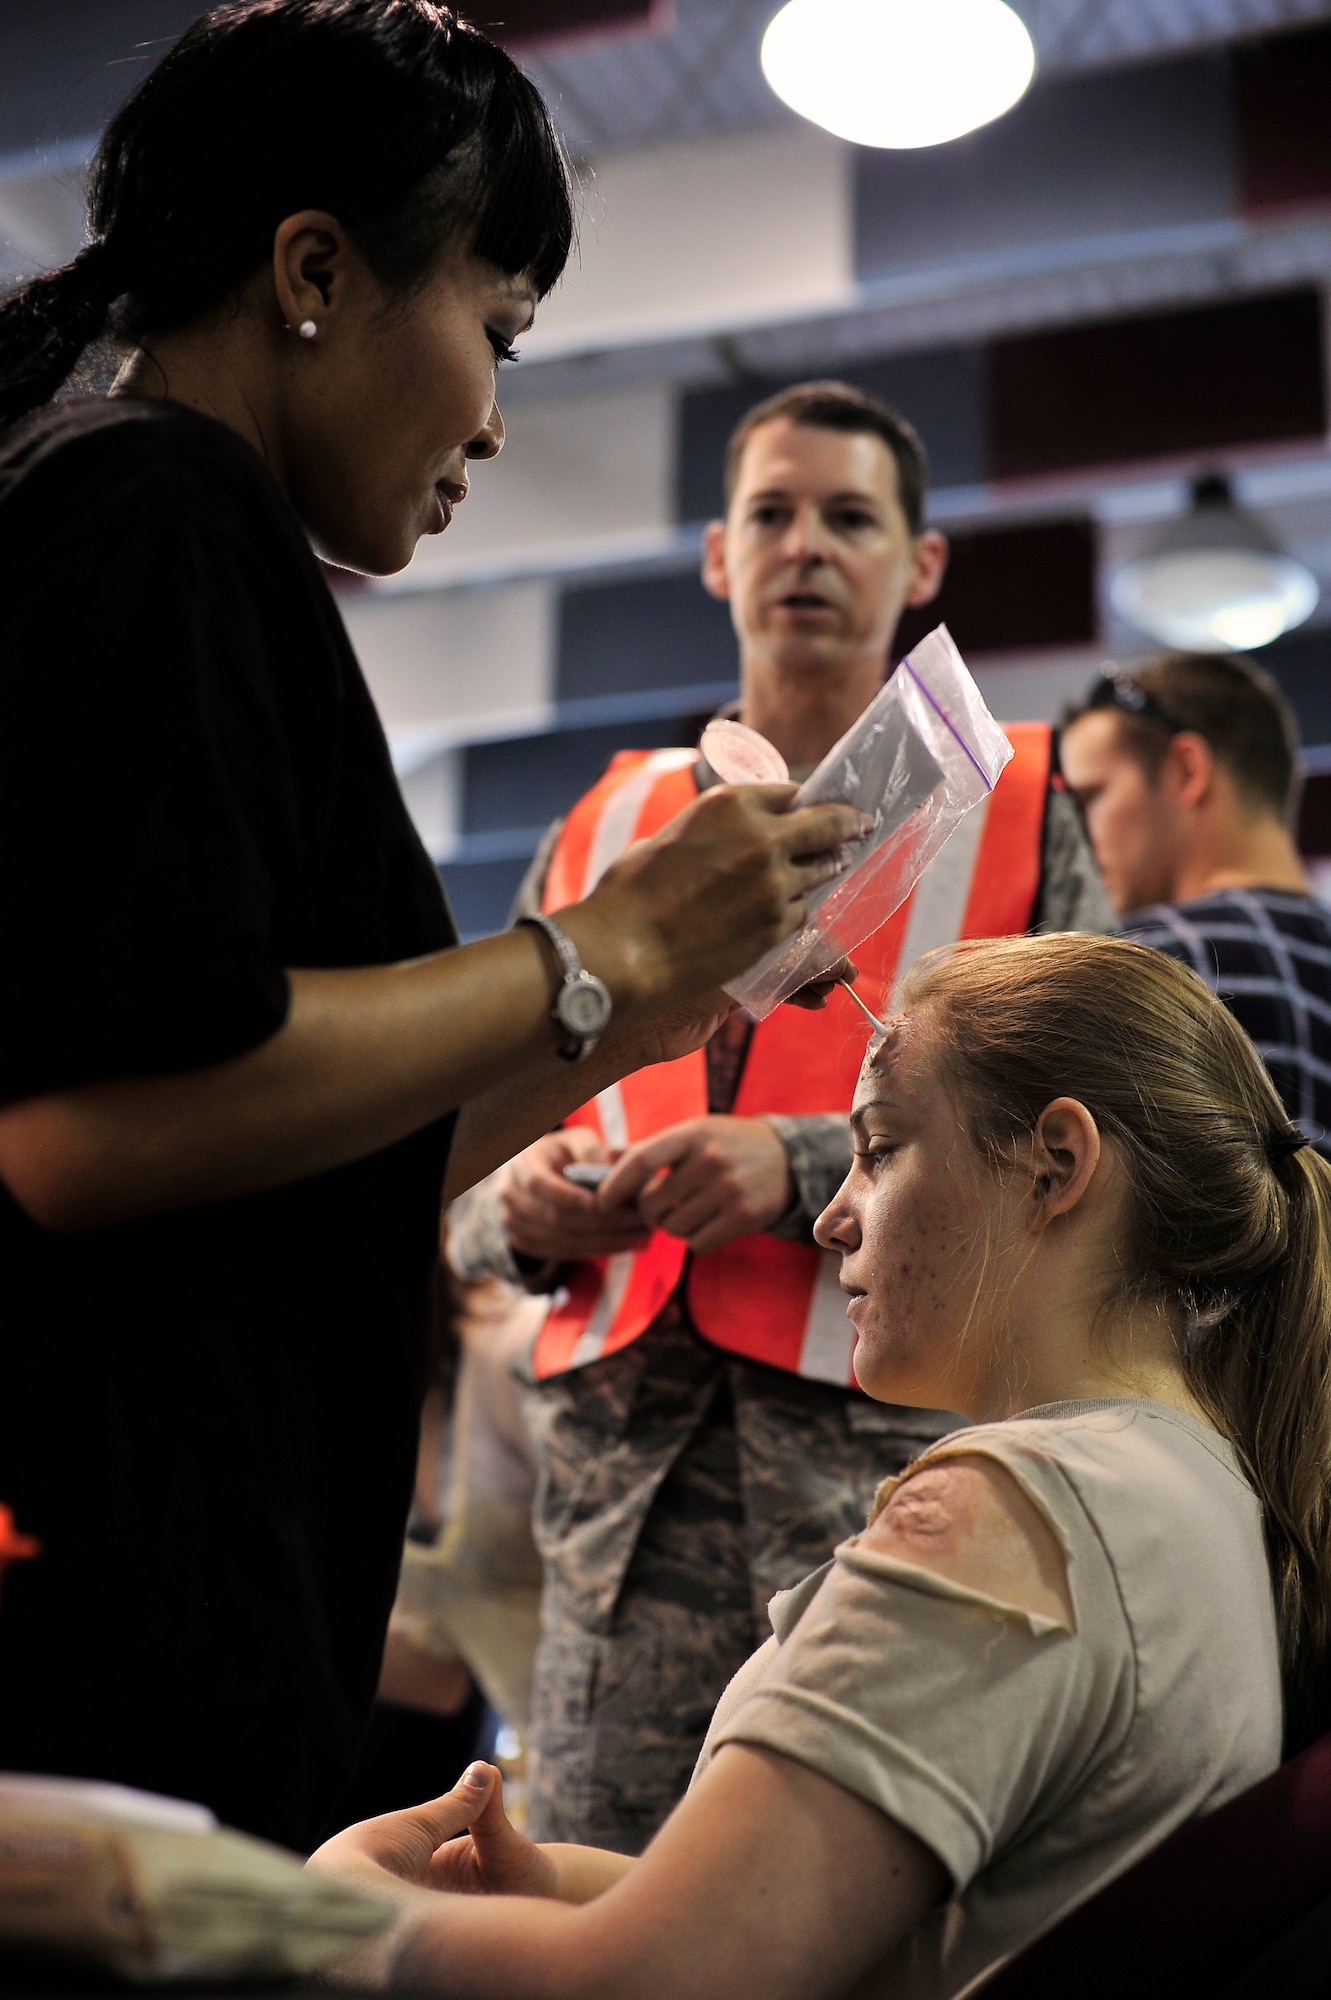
[597,1115,794,1256]
[562,785,871,1025]
[498,1128,650,1266]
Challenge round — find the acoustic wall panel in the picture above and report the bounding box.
[556,572,738,703]
[1261,624,1331,756]
[0,0,200,156]
[676,347,988,524]
[1237,24,1331,215]
[855,58,1236,284]
[460,713,709,840]
[991,290,1327,480]
[439,858,534,942]
[469,0,656,46]
[894,518,1097,660]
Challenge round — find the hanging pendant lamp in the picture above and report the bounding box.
[760,0,1037,151]
[1110,475,1319,654]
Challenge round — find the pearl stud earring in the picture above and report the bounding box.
[297,320,317,340]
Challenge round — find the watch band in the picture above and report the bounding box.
[520,910,579,986]
[518,913,614,1063]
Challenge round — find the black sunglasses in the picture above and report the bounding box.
[1082,673,1190,738]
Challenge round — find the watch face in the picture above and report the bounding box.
[559,975,613,1037]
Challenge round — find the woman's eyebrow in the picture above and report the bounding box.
[498,280,537,331]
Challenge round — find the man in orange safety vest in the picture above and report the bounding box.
[450,380,1114,1852]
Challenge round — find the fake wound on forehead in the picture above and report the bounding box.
[861,1013,912,1077]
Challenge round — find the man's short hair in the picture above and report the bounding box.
[723,380,929,536]
[1066,651,1301,819]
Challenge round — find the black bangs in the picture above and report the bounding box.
[469,59,575,300]
[338,8,575,302]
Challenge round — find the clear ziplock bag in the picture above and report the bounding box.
[724,624,1012,1019]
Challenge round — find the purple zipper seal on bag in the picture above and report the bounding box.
[899,657,996,794]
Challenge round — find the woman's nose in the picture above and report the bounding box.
[814,1187,860,1252]
[467,401,505,461]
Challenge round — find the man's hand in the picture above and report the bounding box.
[498,1128,650,1265]
[597,1116,794,1256]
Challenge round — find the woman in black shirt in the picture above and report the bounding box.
[0,1,859,1850]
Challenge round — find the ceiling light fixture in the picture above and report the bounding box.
[1110,475,1319,654]
[760,0,1037,151]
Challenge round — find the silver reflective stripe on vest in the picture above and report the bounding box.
[595,1082,629,1152]
[570,1251,636,1369]
[565,1081,633,1366]
[569,748,738,1370]
[585,749,697,893]
[565,755,694,1366]
[797,1250,856,1384]
[889,793,992,1006]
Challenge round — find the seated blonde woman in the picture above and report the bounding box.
[310,934,1331,2000]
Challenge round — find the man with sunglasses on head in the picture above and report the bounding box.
[1059,651,1331,1151]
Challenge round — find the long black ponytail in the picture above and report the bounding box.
[0,0,574,430]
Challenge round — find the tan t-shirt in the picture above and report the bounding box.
[694,1399,1281,2000]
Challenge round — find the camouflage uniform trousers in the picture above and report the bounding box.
[521,1303,957,1854]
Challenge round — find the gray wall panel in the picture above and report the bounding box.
[557,573,738,702]
[0,2,199,159]
[855,56,1238,282]
[461,712,710,836]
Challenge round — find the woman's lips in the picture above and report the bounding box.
[432,479,467,532]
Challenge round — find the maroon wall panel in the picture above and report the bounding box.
[1299,775,1331,857]
[467,0,656,47]
[990,290,1326,480]
[893,517,1097,659]
[1237,25,1331,215]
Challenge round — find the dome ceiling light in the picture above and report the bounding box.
[760,0,1037,151]
[1110,475,1319,655]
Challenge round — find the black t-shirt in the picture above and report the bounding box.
[0,398,457,1850]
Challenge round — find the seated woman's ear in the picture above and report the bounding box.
[1027,1098,1101,1228]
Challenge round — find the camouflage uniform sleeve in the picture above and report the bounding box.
[446,1170,531,1287]
[509,817,565,925]
[762,1113,854,1244]
[1034,785,1118,936]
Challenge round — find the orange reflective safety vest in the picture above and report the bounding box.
[533,723,1052,1385]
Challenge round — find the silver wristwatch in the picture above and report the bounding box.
[518,913,613,1063]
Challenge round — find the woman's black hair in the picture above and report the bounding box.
[0,0,574,428]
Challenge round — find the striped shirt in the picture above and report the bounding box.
[1121,888,1331,1154]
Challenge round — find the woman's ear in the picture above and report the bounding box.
[1028,1097,1101,1229]
[270,208,348,332]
